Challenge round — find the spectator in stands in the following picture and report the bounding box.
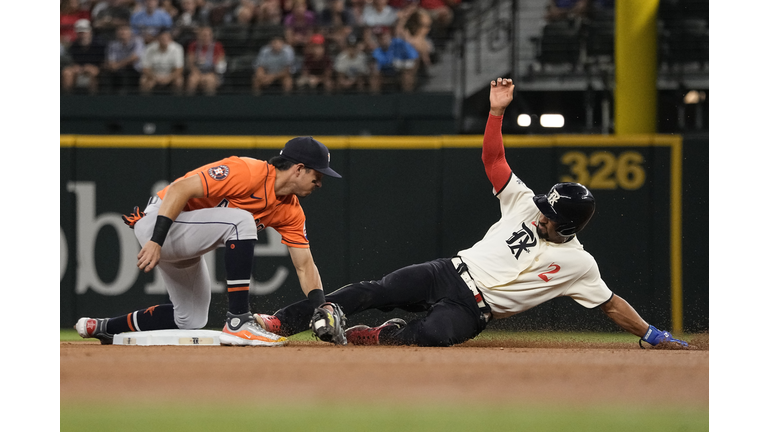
[361,0,399,28]
[173,0,207,47]
[359,25,379,55]
[131,0,174,37]
[160,0,179,19]
[201,0,237,26]
[252,35,295,94]
[141,28,160,47]
[369,25,418,93]
[186,26,226,95]
[104,24,145,93]
[306,0,327,13]
[140,29,185,94]
[91,0,133,40]
[61,0,92,46]
[544,0,590,23]
[396,1,433,73]
[283,0,317,54]
[278,0,298,17]
[318,0,355,53]
[419,0,460,43]
[296,33,334,93]
[91,0,110,20]
[334,34,370,93]
[347,0,367,29]
[319,0,355,28]
[61,19,105,94]
[234,0,259,25]
[258,0,284,25]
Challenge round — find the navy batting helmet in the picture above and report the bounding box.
[533,182,595,237]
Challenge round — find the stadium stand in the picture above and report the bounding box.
[62,0,465,95]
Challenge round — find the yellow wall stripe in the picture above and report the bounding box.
[74,135,170,148]
[61,134,683,149]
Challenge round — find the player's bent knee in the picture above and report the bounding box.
[175,313,208,330]
[411,325,466,347]
[223,208,259,240]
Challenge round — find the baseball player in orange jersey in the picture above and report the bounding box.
[75,136,348,346]
[256,78,690,348]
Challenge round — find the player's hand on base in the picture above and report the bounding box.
[137,241,162,272]
[489,77,515,116]
[641,325,689,349]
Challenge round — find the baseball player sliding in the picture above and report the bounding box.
[256,78,690,348]
[75,137,348,346]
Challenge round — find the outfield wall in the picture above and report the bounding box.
[60,134,708,333]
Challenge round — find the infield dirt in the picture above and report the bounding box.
[60,334,708,408]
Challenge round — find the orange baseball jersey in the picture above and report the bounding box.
[157,156,309,248]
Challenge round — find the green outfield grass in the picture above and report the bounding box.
[60,402,707,432]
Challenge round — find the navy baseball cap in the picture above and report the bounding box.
[280,136,342,178]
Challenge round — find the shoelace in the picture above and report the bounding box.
[122,206,145,228]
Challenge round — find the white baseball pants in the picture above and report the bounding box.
[133,197,258,329]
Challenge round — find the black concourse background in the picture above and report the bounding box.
[60,137,708,333]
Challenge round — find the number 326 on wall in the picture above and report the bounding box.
[560,150,646,190]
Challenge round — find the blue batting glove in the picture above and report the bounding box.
[642,325,688,347]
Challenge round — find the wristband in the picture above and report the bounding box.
[307,289,326,308]
[642,325,666,346]
[150,215,173,246]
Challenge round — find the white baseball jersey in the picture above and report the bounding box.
[457,173,612,320]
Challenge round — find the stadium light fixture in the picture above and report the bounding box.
[684,90,706,104]
[517,114,531,127]
[540,114,564,128]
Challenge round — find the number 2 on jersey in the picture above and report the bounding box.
[538,263,561,282]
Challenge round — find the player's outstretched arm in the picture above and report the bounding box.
[156,176,205,221]
[288,246,324,297]
[600,294,689,348]
[482,78,515,192]
[599,294,649,337]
